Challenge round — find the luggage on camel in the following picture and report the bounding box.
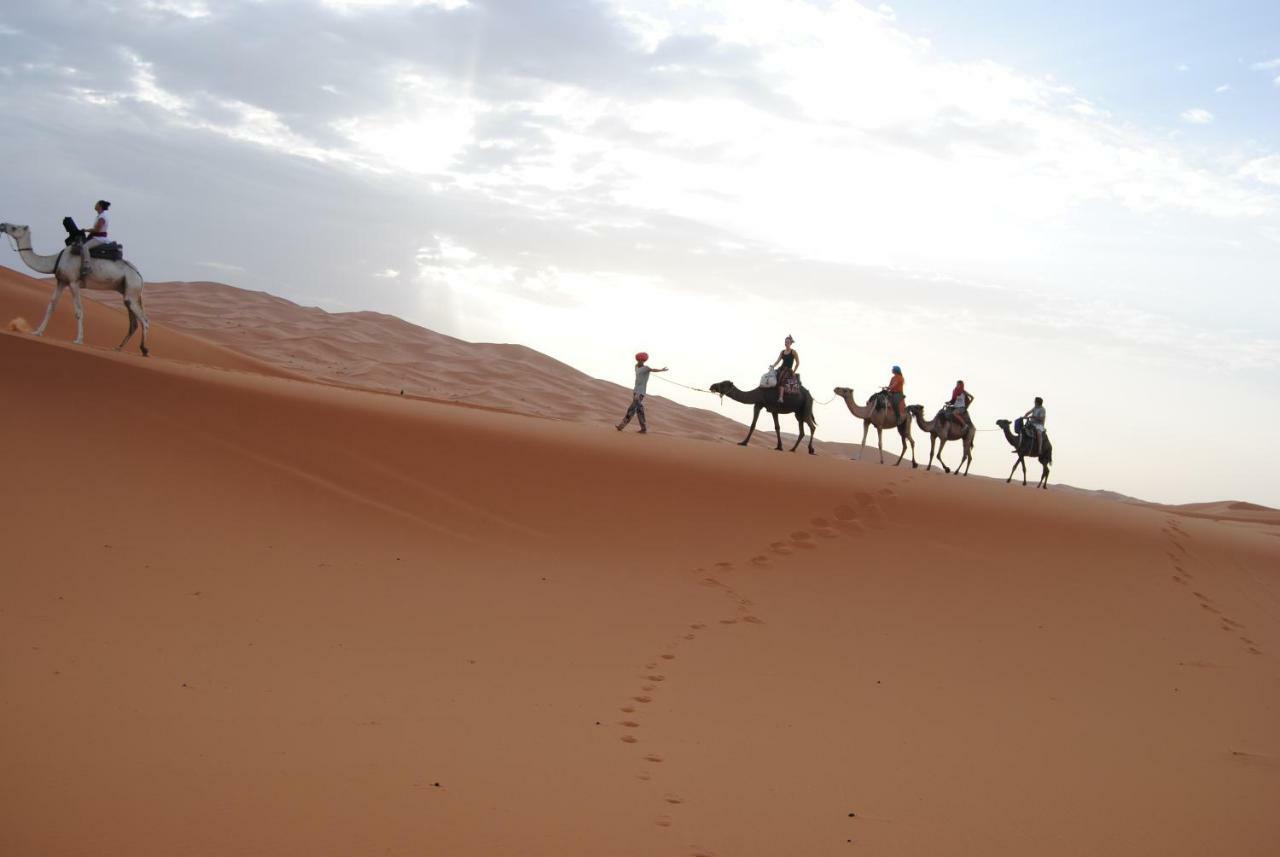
[760,369,778,388]
[61,216,124,261]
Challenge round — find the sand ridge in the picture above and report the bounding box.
[2,326,1278,856]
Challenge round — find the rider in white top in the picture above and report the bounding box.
[80,199,111,277]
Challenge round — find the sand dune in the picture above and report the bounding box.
[0,268,303,379]
[2,325,1277,857]
[82,278,757,439]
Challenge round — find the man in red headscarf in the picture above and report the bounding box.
[616,351,668,433]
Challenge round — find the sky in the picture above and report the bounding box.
[1,0,1278,506]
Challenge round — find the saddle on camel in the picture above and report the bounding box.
[62,216,124,262]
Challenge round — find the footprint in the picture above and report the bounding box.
[1222,617,1244,629]
[636,771,651,781]
[646,675,666,682]
[854,492,875,508]
[714,561,733,569]
[690,624,707,630]
[656,816,673,828]
[1241,637,1255,645]
[835,519,865,534]
[634,696,653,704]
[811,517,832,528]
[661,654,676,660]
[645,663,657,669]
[790,531,813,542]
[834,505,858,520]
[644,753,664,763]
[1247,647,1263,655]
[641,685,656,692]
[750,555,771,566]
[700,578,723,588]
[743,615,765,624]
[1192,592,1212,602]
[1201,604,1221,614]
[621,720,640,728]
[684,633,696,640]
[621,706,636,714]
[1171,576,1187,584]
[664,794,684,805]
[815,528,838,539]
[720,618,738,624]
[621,735,638,744]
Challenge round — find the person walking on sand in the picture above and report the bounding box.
[769,335,800,403]
[616,352,667,433]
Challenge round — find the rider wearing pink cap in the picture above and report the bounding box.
[616,351,668,433]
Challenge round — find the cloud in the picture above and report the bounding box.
[1177,63,1189,72]
[1180,108,1213,124]
[1240,156,1280,187]
[1252,57,1280,71]
[1215,83,1231,93]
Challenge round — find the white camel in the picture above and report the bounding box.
[1,223,150,356]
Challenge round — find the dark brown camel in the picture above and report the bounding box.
[996,419,1052,489]
[709,381,817,454]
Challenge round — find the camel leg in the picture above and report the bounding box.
[133,288,150,356]
[740,404,764,446]
[69,282,85,345]
[118,296,139,352]
[33,281,66,337]
[1039,461,1050,489]
[937,437,951,474]
[771,410,783,451]
[924,436,936,471]
[893,424,908,466]
[807,414,817,455]
[790,414,804,452]
[1006,456,1021,484]
[876,427,885,464]
[856,422,872,461]
[1020,457,1028,486]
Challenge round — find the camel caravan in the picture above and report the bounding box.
[4,210,1052,488]
[694,340,1051,488]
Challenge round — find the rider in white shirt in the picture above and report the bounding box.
[80,199,111,277]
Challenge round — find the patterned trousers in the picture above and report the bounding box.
[618,394,647,430]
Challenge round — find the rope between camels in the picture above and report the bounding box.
[653,375,715,395]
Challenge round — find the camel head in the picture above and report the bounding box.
[0,223,30,245]
[995,419,1011,428]
[709,381,733,399]
[907,404,924,416]
[833,386,852,399]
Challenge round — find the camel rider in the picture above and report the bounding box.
[1022,397,1046,454]
[616,351,668,433]
[945,380,974,429]
[769,335,799,403]
[883,365,905,422]
[79,200,111,278]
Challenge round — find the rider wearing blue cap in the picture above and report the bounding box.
[884,365,906,422]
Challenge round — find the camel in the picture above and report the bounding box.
[833,387,917,467]
[0,223,150,356]
[996,419,1052,489]
[907,404,975,475]
[709,380,817,454]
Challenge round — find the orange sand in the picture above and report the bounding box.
[2,272,1278,857]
